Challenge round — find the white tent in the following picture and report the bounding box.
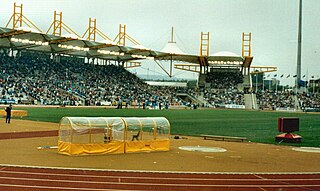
[211,51,241,57]
[161,42,185,55]
[207,51,244,66]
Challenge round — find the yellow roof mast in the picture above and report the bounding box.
[241,32,253,76]
[46,11,80,38]
[82,18,113,42]
[199,32,210,74]
[6,3,42,32]
[174,31,210,74]
[114,24,140,46]
[242,33,277,75]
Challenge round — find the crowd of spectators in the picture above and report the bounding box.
[205,70,243,89]
[256,90,296,110]
[0,49,182,107]
[1,49,319,111]
[203,89,245,107]
[201,70,320,110]
[1,51,81,105]
[297,92,320,110]
[202,70,245,107]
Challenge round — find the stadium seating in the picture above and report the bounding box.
[0,49,184,107]
[0,48,319,110]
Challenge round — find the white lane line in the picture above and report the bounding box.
[254,174,284,191]
[0,176,221,187]
[0,170,221,181]
[254,173,315,191]
[1,163,320,175]
[0,182,318,189]
[0,183,137,191]
[1,170,319,182]
[254,174,268,180]
[0,176,319,188]
[0,170,254,181]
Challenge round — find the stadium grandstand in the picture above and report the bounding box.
[0,49,187,108]
[1,47,319,111]
[0,2,319,112]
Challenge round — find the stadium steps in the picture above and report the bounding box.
[244,93,258,109]
[294,95,301,111]
[176,92,214,108]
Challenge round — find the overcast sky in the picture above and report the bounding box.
[1,0,319,85]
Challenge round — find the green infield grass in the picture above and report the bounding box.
[17,107,320,147]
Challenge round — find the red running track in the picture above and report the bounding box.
[0,130,58,140]
[0,165,319,191]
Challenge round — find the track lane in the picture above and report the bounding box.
[0,166,319,191]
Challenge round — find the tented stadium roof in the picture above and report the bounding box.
[212,51,241,58]
[205,51,244,68]
[209,51,243,62]
[161,42,185,55]
[0,27,244,66]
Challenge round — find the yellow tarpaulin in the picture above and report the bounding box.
[58,117,170,156]
[58,141,125,155]
[58,139,169,155]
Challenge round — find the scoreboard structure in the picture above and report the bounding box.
[275,118,302,143]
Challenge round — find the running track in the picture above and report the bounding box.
[0,131,320,190]
[0,165,319,191]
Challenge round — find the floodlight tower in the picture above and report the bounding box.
[296,0,302,84]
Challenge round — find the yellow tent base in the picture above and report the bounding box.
[58,140,170,156]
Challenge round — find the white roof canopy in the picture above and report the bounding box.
[161,42,185,55]
[211,51,240,57]
[0,27,245,66]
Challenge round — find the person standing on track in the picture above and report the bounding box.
[5,104,12,124]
